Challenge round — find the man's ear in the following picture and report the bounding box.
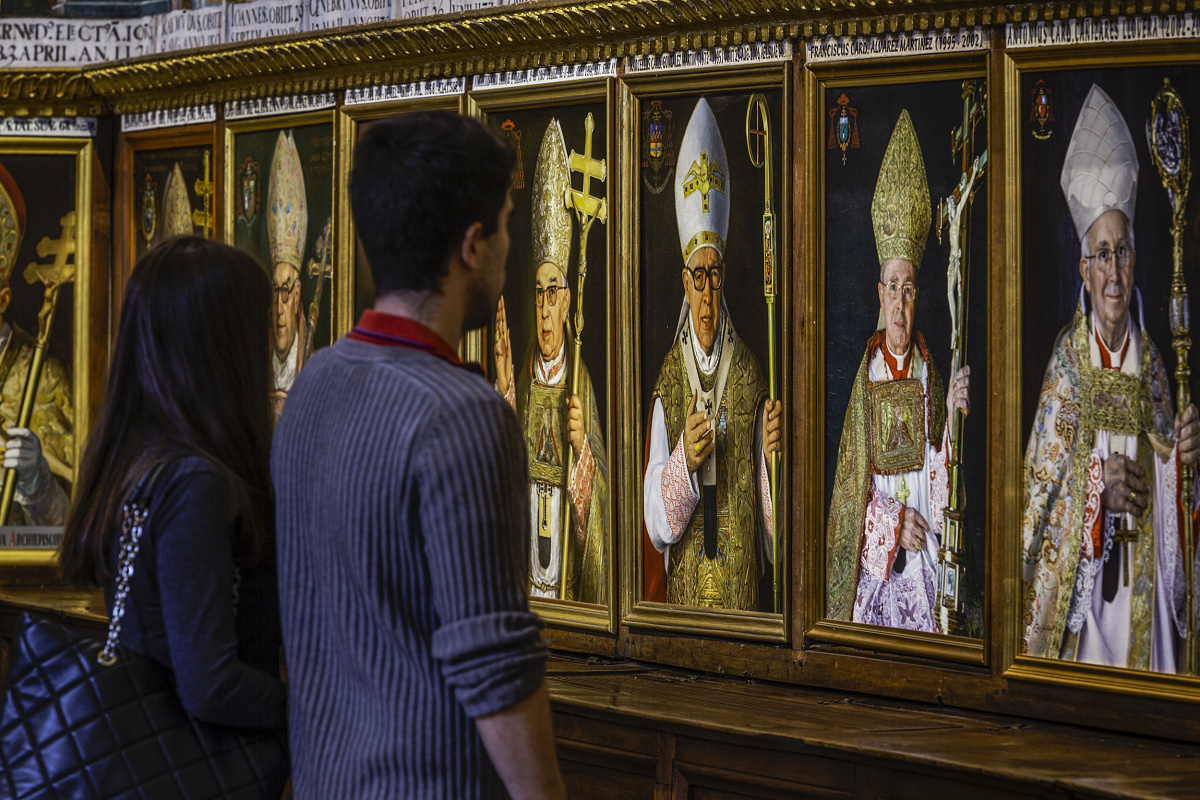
[458,221,486,273]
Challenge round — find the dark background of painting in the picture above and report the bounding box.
[483,101,610,440]
[638,89,785,614]
[234,122,334,353]
[1021,66,1200,445]
[0,154,76,385]
[133,145,213,261]
[822,78,989,639]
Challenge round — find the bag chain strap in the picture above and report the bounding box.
[96,500,150,667]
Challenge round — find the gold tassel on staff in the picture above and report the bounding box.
[560,112,606,601]
[1148,78,1195,674]
[0,211,76,525]
[745,94,780,613]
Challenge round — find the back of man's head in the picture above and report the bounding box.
[350,111,515,296]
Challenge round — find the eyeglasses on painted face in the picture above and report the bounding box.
[880,280,917,304]
[688,266,724,292]
[535,285,561,308]
[1085,244,1132,268]
[272,278,298,303]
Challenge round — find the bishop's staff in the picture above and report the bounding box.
[560,112,606,601]
[745,94,781,613]
[1147,78,1195,674]
[934,79,986,635]
[304,216,334,359]
[0,211,76,524]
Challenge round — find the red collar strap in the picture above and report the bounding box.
[348,309,484,377]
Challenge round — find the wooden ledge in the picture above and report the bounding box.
[545,656,1200,799]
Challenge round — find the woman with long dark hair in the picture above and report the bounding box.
[58,236,286,729]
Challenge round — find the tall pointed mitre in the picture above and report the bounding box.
[0,162,24,284]
[675,97,730,265]
[1060,83,1138,242]
[267,130,308,271]
[162,163,193,239]
[532,118,572,284]
[871,110,931,268]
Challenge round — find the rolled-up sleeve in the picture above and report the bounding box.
[418,394,547,719]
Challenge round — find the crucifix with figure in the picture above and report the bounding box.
[559,111,606,601]
[192,150,214,238]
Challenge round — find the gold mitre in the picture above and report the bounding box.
[0,162,24,284]
[267,130,308,272]
[531,118,572,284]
[162,163,193,239]
[871,110,931,268]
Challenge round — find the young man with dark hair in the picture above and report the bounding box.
[273,111,567,799]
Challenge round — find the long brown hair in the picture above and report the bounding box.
[59,237,274,587]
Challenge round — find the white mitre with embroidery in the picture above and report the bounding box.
[1060,84,1138,242]
[267,130,308,271]
[675,97,729,264]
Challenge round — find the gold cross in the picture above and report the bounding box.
[192,150,214,239]
[24,211,77,344]
[567,112,607,225]
[683,152,726,213]
[895,477,910,507]
[1112,524,1139,586]
[952,80,986,174]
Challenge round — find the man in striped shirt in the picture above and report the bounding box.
[274,111,566,799]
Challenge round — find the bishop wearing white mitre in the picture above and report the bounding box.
[1022,84,1200,673]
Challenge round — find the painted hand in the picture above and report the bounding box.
[898,506,930,555]
[1175,404,1200,467]
[763,399,783,458]
[945,365,971,421]
[566,395,585,458]
[1101,453,1148,517]
[683,389,714,474]
[4,428,43,497]
[494,296,512,397]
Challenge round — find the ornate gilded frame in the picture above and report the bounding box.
[0,137,95,567]
[803,53,990,665]
[1003,41,1200,703]
[223,108,343,335]
[618,62,791,643]
[468,77,618,634]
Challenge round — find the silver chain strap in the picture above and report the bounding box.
[96,500,150,667]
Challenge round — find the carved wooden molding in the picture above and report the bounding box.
[0,70,99,115]
[2,0,1196,113]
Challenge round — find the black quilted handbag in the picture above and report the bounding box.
[0,474,289,800]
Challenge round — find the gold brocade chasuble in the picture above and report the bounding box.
[652,324,768,611]
[515,345,609,604]
[1021,310,1167,669]
[826,330,945,621]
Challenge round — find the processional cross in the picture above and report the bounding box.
[192,150,214,238]
[932,79,987,635]
[558,112,606,600]
[304,217,334,358]
[0,212,76,522]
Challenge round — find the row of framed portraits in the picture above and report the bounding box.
[8,40,1200,711]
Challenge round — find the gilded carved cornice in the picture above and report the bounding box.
[21,0,1200,113]
[0,70,100,116]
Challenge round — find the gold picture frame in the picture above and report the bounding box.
[0,137,96,567]
[619,63,791,643]
[803,54,990,665]
[468,77,618,634]
[1003,41,1200,703]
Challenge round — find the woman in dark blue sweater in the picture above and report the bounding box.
[57,236,286,731]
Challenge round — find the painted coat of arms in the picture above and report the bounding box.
[1030,79,1055,140]
[827,93,860,165]
[500,120,526,190]
[140,173,157,243]
[238,156,261,225]
[641,99,675,195]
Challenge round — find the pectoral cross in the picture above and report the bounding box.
[192,150,214,239]
[1112,521,1139,586]
[896,477,910,507]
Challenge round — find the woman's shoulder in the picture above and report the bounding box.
[148,455,233,522]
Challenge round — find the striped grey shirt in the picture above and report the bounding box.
[273,332,546,800]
